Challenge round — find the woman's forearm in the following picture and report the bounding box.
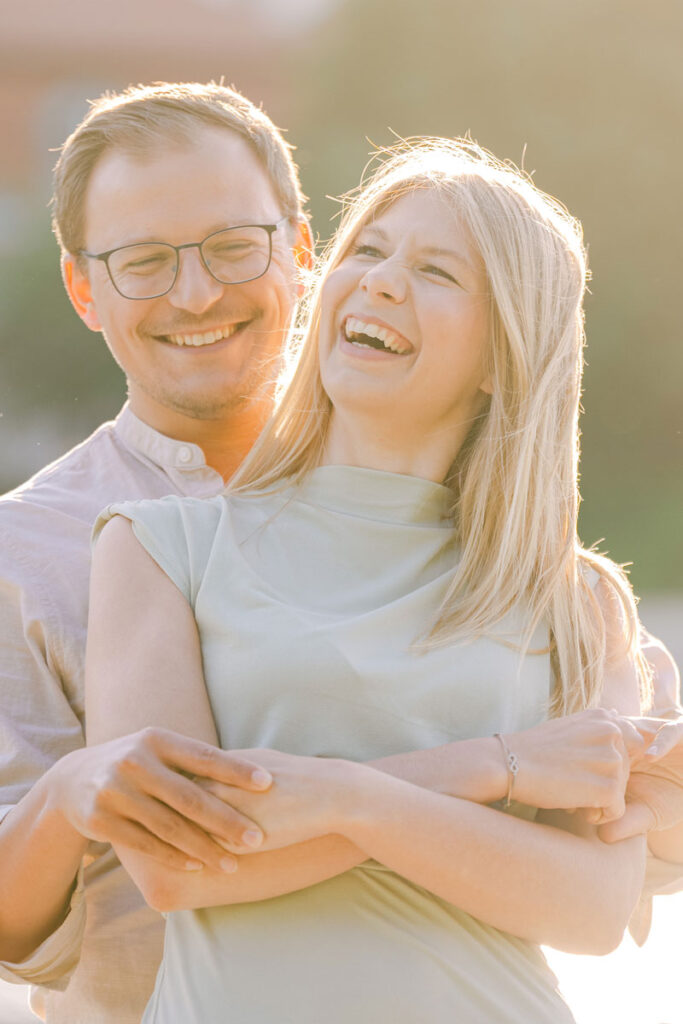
[113,740,505,913]
[116,832,365,913]
[337,767,646,954]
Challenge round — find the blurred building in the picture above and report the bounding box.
[0,0,338,242]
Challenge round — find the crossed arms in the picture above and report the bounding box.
[1,515,681,969]
[83,518,652,954]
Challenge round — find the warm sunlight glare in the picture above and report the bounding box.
[546,892,683,1023]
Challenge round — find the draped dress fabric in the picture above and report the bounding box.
[95,465,575,1024]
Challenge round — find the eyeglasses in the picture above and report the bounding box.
[80,218,289,300]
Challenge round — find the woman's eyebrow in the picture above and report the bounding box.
[362,225,473,269]
[420,245,474,270]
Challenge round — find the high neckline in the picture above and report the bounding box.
[293,465,455,526]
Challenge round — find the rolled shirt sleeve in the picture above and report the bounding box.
[628,627,683,943]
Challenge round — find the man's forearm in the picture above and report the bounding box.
[0,768,87,962]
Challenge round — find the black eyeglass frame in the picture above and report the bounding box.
[79,217,290,300]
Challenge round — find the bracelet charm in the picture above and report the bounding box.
[494,732,519,807]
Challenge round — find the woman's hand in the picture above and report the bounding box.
[508,709,645,822]
[195,748,365,854]
[599,717,683,843]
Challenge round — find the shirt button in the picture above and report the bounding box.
[177,445,193,465]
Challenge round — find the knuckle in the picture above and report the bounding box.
[193,743,219,775]
[158,816,184,846]
[87,810,109,835]
[138,725,164,749]
[179,786,206,821]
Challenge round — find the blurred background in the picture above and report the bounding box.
[0,1,680,1021]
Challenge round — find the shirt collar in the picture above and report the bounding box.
[113,404,211,473]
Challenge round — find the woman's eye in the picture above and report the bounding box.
[351,243,383,258]
[421,264,458,283]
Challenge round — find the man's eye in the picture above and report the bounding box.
[123,255,170,274]
[421,264,458,283]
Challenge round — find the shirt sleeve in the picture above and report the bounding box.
[93,494,225,607]
[628,629,683,940]
[0,531,89,986]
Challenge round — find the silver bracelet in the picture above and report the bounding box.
[494,733,519,807]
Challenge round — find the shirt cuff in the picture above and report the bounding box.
[0,805,15,825]
[0,863,85,989]
[628,852,683,946]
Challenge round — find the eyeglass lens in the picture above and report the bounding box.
[107,226,273,299]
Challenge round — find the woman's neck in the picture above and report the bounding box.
[320,410,471,484]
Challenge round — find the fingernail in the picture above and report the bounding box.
[242,828,263,848]
[647,744,659,755]
[251,769,272,788]
[220,856,238,873]
[185,859,204,871]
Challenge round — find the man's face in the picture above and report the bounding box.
[66,127,303,430]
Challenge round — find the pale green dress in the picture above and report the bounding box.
[97,466,575,1024]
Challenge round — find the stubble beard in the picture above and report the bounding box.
[128,347,282,424]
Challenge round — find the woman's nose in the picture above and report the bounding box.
[359,258,408,303]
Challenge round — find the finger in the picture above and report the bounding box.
[108,816,237,873]
[598,801,658,843]
[142,766,265,850]
[114,791,247,871]
[618,721,648,760]
[151,731,272,790]
[643,722,683,761]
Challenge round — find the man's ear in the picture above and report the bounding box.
[62,254,102,332]
[292,218,314,282]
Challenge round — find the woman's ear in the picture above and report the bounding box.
[62,254,102,331]
[479,374,493,396]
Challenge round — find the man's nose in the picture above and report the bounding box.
[167,247,225,314]
[359,258,408,303]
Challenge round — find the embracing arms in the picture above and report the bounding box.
[85,517,649,953]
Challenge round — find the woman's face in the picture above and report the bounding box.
[319,188,492,456]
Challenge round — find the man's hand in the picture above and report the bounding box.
[509,708,644,822]
[53,728,273,871]
[599,718,683,842]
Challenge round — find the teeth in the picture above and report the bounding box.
[344,317,411,354]
[167,325,239,347]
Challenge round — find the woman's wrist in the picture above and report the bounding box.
[325,759,401,843]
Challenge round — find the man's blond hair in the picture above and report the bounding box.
[52,81,306,256]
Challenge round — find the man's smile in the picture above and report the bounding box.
[162,322,248,348]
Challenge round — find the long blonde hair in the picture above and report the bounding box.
[231,138,650,715]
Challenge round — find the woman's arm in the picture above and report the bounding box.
[88,526,645,954]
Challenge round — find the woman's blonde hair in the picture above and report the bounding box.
[231,137,650,715]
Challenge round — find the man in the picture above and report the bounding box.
[0,82,680,1024]
[0,81,314,1023]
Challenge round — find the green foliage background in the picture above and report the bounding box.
[1,0,680,591]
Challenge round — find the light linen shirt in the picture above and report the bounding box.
[0,406,224,1024]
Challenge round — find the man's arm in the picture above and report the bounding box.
[0,527,277,966]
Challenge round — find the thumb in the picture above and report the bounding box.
[598,801,657,843]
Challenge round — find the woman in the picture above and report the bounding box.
[86,139,651,1023]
